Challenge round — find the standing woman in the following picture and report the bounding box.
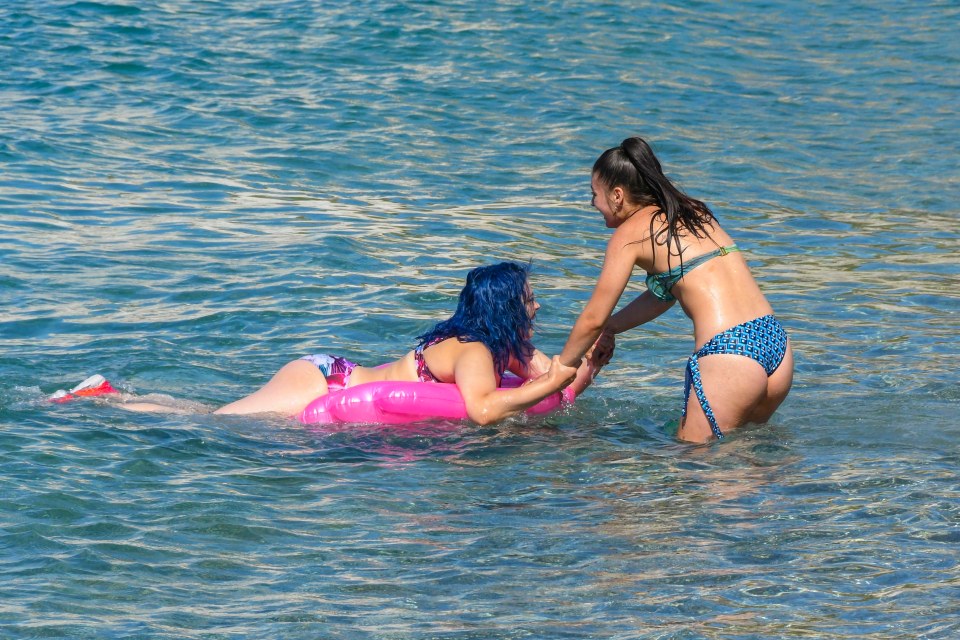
[559,137,793,443]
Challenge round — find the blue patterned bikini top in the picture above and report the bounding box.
[645,245,740,302]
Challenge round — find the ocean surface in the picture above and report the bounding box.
[2,1,958,638]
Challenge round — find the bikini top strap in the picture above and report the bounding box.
[645,244,740,302]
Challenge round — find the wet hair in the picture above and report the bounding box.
[416,262,534,375]
[593,136,716,263]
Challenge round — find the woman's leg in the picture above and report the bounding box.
[118,401,197,414]
[677,354,770,443]
[214,359,329,416]
[747,339,794,424]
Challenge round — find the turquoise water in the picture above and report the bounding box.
[2,1,959,638]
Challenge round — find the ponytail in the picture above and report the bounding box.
[593,137,715,265]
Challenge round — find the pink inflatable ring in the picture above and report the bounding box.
[297,375,575,425]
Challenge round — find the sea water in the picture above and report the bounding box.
[1,1,958,638]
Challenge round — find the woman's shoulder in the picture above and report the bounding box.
[430,338,494,370]
[419,338,495,384]
[607,212,660,271]
[430,337,490,356]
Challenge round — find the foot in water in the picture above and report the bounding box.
[49,374,118,403]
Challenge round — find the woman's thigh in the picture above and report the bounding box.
[748,339,794,423]
[678,353,769,442]
[214,359,329,416]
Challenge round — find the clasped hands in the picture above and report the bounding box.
[527,329,616,381]
[589,330,616,368]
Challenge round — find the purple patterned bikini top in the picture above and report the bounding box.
[414,338,444,383]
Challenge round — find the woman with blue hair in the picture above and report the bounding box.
[120,262,593,425]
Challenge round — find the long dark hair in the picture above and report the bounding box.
[416,262,534,375]
[593,137,716,263]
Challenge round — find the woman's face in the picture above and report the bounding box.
[523,284,540,337]
[591,173,622,228]
[524,286,540,318]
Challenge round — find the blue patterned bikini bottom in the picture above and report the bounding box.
[682,314,788,440]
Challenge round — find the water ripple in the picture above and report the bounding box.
[2,1,959,638]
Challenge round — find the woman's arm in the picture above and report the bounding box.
[456,345,577,426]
[507,348,552,379]
[606,290,676,335]
[510,345,603,397]
[591,290,675,365]
[558,234,639,367]
[566,346,602,396]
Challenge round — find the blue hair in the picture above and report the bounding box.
[416,262,535,375]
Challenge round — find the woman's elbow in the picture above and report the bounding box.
[466,404,510,426]
[467,410,500,426]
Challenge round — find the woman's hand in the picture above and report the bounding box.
[545,355,578,390]
[591,331,616,368]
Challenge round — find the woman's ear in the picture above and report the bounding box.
[611,186,625,211]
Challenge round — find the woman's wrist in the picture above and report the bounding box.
[604,318,623,335]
